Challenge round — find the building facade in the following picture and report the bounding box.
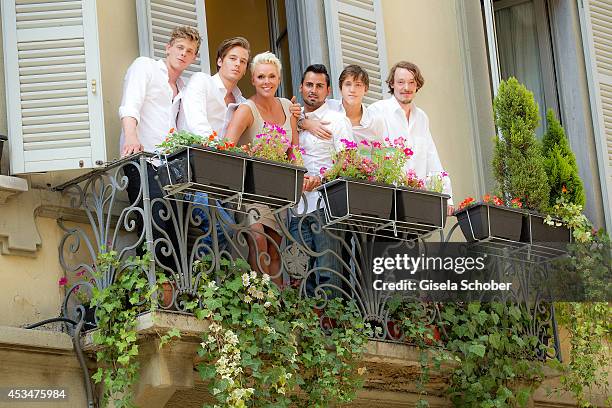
[0,0,609,406]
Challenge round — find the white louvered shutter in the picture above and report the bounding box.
[324,0,388,105]
[1,0,105,174]
[580,0,612,233]
[136,0,210,77]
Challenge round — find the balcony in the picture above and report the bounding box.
[53,154,562,407]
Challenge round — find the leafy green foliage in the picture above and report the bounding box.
[192,257,372,407]
[553,302,611,407]
[395,302,546,407]
[90,249,157,408]
[541,109,585,208]
[492,77,550,212]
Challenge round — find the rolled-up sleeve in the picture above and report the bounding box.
[181,72,213,137]
[118,57,151,123]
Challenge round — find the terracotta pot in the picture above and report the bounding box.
[160,281,174,308]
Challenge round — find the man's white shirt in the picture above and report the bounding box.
[326,99,387,144]
[179,72,246,138]
[368,97,453,204]
[297,102,353,215]
[119,57,184,154]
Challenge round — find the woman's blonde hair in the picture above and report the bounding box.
[250,51,282,76]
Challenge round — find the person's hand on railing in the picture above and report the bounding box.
[447,205,455,216]
[302,175,322,192]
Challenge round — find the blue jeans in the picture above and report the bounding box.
[289,209,343,296]
[190,192,234,253]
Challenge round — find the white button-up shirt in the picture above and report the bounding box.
[118,57,184,154]
[327,99,387,144]
[179,72,246,138]
[297,102,353,215]
[368,97,453,204]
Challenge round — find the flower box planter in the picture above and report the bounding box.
[455,203,525,242]
[319,178,393,220]
[157,146,247,195]
[521,213,571,246]
[244,157,307,206]
[394,186,449,229]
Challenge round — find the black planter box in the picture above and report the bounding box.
[394,186,449,228]
[244,157,306,206]
[521,213,571,244]
[455,203,525,242]
[157,146,247,194]
[319,178,393,219]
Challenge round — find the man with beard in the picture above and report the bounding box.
[368,61,453,209]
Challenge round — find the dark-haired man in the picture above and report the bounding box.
[369,61,453,209]
[290,64,353,294]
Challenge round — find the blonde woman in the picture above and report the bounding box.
[225,51,298,285]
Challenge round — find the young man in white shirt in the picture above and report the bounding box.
[118,26,200,262]
[293,65,386,145]
[180,37,250,137]
[368,61,453,210]
[178,37,251,251]
[290,64,353,295]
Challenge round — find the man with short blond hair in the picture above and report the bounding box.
[119,26,201,156]
[118,25,201,265]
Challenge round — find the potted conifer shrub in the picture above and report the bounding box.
[456,77,550,245]
[523,109,579,246]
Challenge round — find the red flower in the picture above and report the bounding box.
[458,197,475,210]
[493,196,503,206]
[168,128,175,134]
[561,185,568,194]
[58,277,68,287]
[483,194,491,203]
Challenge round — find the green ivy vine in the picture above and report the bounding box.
[391,301,547,408]
[185,257,373,408]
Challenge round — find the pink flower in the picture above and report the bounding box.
[403,148,413,157]
[319,167,327,175]
[372,141,382,148]
[58,277,68,287]
[441,171,448,177]
[360,140,370,146]
[76,269,85,277]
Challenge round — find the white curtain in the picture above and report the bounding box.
[495,1,548,137]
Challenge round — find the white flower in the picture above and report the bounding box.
[244,295,252,303]
[264,301,272,308]
[208,281,217,289]
[212,388,221,395]
[250,271,257,280]
[242,273,250,287]
[262,273,271,284]
[255,290,265,299]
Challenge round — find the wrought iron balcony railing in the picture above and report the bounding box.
[55,153,561,360]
